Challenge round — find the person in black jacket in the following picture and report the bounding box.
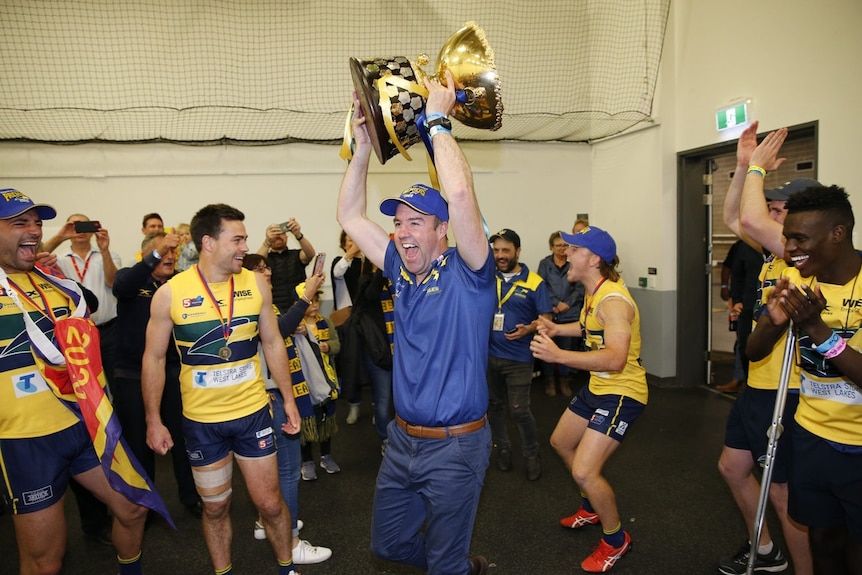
[112,231,201,517]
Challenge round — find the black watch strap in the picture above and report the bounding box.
[426,116,452,131]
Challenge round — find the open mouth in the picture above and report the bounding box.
[402,242,418,260]
[791,254,809,268]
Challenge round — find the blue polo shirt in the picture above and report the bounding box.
[489,265,552,363]
[384,242,496,427]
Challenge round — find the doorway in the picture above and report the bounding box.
[676,122,818,386]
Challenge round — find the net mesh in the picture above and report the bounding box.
[0,0,669,144]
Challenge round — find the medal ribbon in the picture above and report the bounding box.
[7,275,61,322]
[583,277,608,321]
[69,252,93,282]
[194,265,234,349]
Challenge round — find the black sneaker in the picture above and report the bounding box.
[496,448,512,472]
[718,541,788,574]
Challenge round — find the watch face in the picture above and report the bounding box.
[427,116,452,130]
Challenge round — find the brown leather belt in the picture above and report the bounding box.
[395,415,487,439]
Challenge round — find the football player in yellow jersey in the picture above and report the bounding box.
[143,204,302,575]
[748,185,862,575]
[531,226,646,573]
[717,123,814,575]
[0,189,147,575]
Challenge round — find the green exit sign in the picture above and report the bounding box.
[716,102,749,131]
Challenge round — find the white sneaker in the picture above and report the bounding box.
[346,403,360,424]
[254,520,266,540]
[292,539,332,564]
[320,454,341,474]
[255,518,304,540]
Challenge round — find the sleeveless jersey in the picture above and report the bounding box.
[747,256,802,391]
[0,272,80,438]
[581,279,648,405]
[168,267,268,423]
[784,265,862,445]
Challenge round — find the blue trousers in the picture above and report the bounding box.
[269,389,301,535]
[370,419,491,575]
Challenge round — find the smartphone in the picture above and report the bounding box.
[313,252,326,276]
[73,220,101,233]
[278,221,292,234]
[505,327,518,335]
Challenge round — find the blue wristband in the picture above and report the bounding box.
[814,331,841,354]
[424,112,447,124]
[428,125,452,138]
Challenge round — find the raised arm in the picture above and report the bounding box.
[425,70,488,271]
[738,128,788,256]
[335,94,391,270]
[723,121,761,250]
[283,218,316,265]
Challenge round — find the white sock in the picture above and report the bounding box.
[757,540,774,555]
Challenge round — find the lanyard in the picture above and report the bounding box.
[69,252,93,282]
[195,266,234,346]
[496,274,519,312]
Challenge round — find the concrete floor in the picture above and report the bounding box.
[1,372,793,575]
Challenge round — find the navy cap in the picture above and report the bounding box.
[0,188,57,221]
[380,184,449,222]
[560,225,617,263]
[765,178,821,201]
[489,228,521,249]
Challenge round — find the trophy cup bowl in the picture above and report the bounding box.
[349,21,503,164]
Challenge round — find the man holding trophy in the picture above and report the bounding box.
[337,68,495,575]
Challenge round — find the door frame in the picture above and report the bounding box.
[675,121,818,385]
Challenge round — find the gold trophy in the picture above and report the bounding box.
[344,21,503,165]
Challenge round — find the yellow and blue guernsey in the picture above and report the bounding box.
[783,265,862,446]
[168,266,268,424]
[0,273,79,438]
[581,279,648,405]
[384,243,496,427]
[748,255,802,391]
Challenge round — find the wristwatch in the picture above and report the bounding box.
[425,116,452,132]
[426,115,452,138]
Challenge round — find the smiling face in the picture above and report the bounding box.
[392,203,447,279]
[493,238,520,273]
[782,210,839,278]
[0,208,43,274]
[204,219,249,275]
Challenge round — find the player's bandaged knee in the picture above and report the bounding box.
[192,460,233,503]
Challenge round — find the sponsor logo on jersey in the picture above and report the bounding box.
[183,295,204,308]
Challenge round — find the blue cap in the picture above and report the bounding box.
[560,225,616,263]
[764,178,821,201]
[0,188,56,221]
[379,184,449,222]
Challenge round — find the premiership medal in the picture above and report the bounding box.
[195,265,236,361]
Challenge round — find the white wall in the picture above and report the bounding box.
[0,140,592,292]
[2,0,860,378]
